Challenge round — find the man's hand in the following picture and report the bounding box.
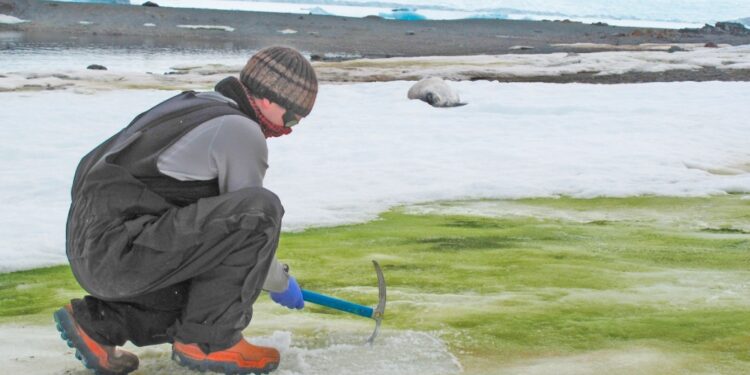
[270,276,304,309]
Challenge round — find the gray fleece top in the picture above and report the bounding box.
[156,91,289,293]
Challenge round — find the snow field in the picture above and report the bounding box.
[1,81,749,272]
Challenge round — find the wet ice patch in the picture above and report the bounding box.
[259,331,462,375]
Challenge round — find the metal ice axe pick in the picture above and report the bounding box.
[300,260,386,344]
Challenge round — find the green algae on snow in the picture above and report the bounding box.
[1,195,749,373]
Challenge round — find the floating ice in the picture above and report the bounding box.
[467,11,508,20]
[379,8,427,21]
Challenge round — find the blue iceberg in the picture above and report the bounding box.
[378,8,427,21]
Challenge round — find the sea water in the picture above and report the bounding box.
[51,0,750,29]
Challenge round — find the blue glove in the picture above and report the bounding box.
[270,276,304,310]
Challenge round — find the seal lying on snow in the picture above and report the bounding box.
[407,77,467,107]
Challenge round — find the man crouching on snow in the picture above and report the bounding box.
[54,46,316,375]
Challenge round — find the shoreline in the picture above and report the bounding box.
[3,0,750,59]
[3,44,750,91]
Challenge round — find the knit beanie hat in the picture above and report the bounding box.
[240,46,318,117]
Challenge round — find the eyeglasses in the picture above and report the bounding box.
[283,109,301,128]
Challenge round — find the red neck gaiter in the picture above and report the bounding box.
[240,83,292,139]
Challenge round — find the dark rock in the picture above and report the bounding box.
[298,15,304,20]
[700,23,716,33]
[0,0,14,14]
[705,42,719,48]
[592,22,608,26]
[364,15,383,20]
[308,31,320,37]
[679,27,701,34]
[406,30,415,35]
[86,64,107,70]
[715,21,749,35]
[696,22,749,36]
[142,1,159,6]
[667,46,685,53]
[310,54,322,61]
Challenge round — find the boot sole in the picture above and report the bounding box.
[53,307,136,375]
[172,350,279,375]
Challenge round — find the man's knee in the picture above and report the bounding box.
[228,187,284,222]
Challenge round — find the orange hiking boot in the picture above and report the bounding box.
[53,304,139,375]
[172,338,280,374]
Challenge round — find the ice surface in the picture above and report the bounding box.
[255,331,462,375]
[0,324,461,375]
[1,81,749,271]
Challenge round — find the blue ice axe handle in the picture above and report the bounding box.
[299,260,387,344]
[301,289,374,318]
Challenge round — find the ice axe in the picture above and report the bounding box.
[301,260,386,344]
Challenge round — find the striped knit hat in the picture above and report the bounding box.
[240,46,318,117]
